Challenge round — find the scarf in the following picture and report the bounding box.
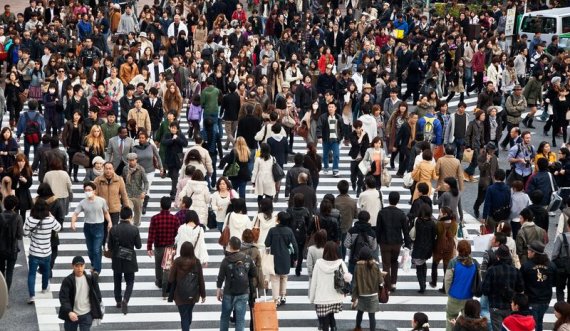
[92,167,104,177]
[126,165,138,184]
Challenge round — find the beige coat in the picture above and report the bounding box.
[435,155,464,192]
[411,160,438,201]
[93,174,130,213]
[193,26,208,51]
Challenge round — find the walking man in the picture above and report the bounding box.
[122,153,148,226]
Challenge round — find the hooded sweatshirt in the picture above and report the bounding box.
[501,311,536,331]
[309,258,352,304]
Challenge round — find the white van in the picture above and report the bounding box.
[518,8,570,50]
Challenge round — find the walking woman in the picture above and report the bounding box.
[221,198,252,242]
[210,177,238,232]
[0,127,19,175]
[309,241,352,331]
[521,71,543,129]
[430,206,458,293]
[133,130,163,214]
[175,210,208,266]
[360,136,388,189]
[349,120,370,197]
[219,137,251,198]
[61,111,85,182]
[445,59,466,104]
[411,312,431,331]
[307,229,327,287]
[412,204,437,293]
[108,207,141,315]
[450,299,487,331]
[168,241,206,331]
[386,102,409,170]
[265,211,298,307]
[438,177,463,222]
[8,153,33,220]
[240,229,264,294]
[351,246,384,331]
[5,71,24,129]
[252,143,277,201]
[35,183,65,277]
[411,149,438,202]
[82,124,106,181]
[163,82,183,118]
[163,121,189,200]
[178,170,211,224]
[304,142,322,191]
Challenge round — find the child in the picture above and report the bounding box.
[351,246,384,331]
[187,94,203,139]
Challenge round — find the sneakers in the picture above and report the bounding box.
[280,297,286,305]
[333,171,339,177]
[27,297,35,304]
[323,169,329,174]
[41,286,50,294]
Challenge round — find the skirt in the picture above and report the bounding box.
[315,302,343,317]
[28,86,42,100]
[356,295,380,313]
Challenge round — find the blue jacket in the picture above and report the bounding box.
[394,19,409,35]
[527,170,557,206]
[447,258,479,300]
[16,110,46,139]
[483,182,511,219]
[77,20,93,41]
[417,114,443,145]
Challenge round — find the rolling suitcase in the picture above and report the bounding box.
[253,290,279,331]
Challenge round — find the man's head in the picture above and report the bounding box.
[228,236,241,252]
[120,206,133,221]
[72,256,85,277]
[492,232,507,247]
[357,210,370,224]
[83,182,96,198]
[513,84,522,96]
[160,196,172,210]
[388,191,400,206]
[519,207,534,224]
[127,153,138,168]
[527,240,546,259]
[103,162,115,178]
[522,131,531,145]
[510,127,521,138]
[493,169,506,182]
[118,126,128,139]
[511,293,530,313]
[297,172,308,184]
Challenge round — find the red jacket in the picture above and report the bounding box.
[89,93,113,118]
[232,10,247,25]
[318,54,335,74]
[502,312,536,331]
[472,51,485,73]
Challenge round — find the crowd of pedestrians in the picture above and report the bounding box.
[1,0,570,330]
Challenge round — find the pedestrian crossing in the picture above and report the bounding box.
[12,91,555,331]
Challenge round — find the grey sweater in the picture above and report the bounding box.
[133,142,162,173]
[438,191,463,220]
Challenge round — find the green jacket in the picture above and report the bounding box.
[155,119,170,163]
[101,121,121,144]
[200,86,220,117]
[122,164,148,197]
[522,77,543,104]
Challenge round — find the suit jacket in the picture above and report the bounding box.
[106,136,135,169]
[326,31,344,56]
[44,7,60,24]
[143,97,164,132]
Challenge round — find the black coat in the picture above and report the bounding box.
[108,220,142,274]
[394,122,412,150]
[377,206,411,248]
[289,184,317,212]
[236,115,263,150]
[221,92,241,121]
[267,135,288,167]
[58,272,103,321]
[162,132,189,169]
[8,168,33,211]
[219,149,251,182]
[411,217,437,260]
[143,97,164,132]
[265,224,298,275]
[348,131,370,159]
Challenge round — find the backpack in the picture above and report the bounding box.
[227,260,249,290]
[0,214,15,258]
[176,266,201,301]
[422,117,435,142]
[289,208,308,243]
[187,103,203,121]
[350,231,372,264]
[24,112,41,144]
[554,234,570,274]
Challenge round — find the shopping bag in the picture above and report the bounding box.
[473,234,493,252]
[462,149,474,163]
[161,245,176,270]
[399,247,411,272]
[261,253,275,276]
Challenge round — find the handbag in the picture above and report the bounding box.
[161,245,176,270]
[378,285,389,303]
[303,216,321,259]
[18,89,29,104]
[223,153,240,177]
[103,247,112,259]
[252,216,261,242]
[296,122,309,139]
[333,264,350,294]
[207,207,217,229]
[409,218,417,241]
[272,157,285,182]
[118,246,135,261]
[381,167,392,187]
[218,212,232,246]
[433,145,444,161]
[403,172,414,188]
[281,108,296,128]
[462,149,474,163]
[548,173,562,212]
[72,152,91,167]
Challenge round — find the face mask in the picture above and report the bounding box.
[49,89,56,93]
[85,191,94,198]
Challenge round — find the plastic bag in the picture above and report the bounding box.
[399,247,411,272]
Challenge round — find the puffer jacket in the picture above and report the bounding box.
[178,180,210,224]
[351,260,384,300]
[452,316,488,331]
[174,223,208,263]
[58,272,103,321]
[344,221,378,264]
[411,217,437,260]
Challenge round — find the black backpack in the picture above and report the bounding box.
[288,208,308,243]
[228,260,249,290]
[176,266,200,301]
[350,231,372,264]
[0,214,14,258]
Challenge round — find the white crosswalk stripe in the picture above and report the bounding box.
[12,91,554,331]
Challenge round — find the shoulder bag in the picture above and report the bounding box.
[303,215,321,259]
[72,152,90,167]
[272,157,285,182]
[548,173,562,212]
[252,216,261,243]
[218,212,232,246]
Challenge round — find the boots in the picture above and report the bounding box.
[142,195,149,215]
[430,264,438,288]
[527,118,536,129]
[416,263,427,293]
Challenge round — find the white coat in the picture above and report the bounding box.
[179,180,210,223]
[252,157,276,197]
[253,211,277,250]
[309,258,352,304]
[175,223,209,263]
[222,212,252,240]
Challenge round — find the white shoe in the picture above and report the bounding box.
[549,212,556,217]
[41,286,50,294]
[27,297,35,304]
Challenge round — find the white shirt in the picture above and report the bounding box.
[74,275,91,315]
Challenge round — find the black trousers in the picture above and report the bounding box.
[557,272,570,302]
[350,160,364,195]
[114,271,135,303]
[397,147,411,176]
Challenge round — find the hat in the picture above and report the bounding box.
[72,256,85,265]
[552,77,562,85]
[513,84,522,90]
[363,83,372,89]
[112,3,120,9]
[485,142,497,150]
[92,156,104,165]
[282,82,290,88]
[528,241,546,255]
[139,31,147,38]
[496,245,511,260]
[127,153,138,161]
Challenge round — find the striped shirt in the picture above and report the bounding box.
[23,216,62,257]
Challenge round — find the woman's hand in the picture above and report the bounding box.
[19,176,27,183]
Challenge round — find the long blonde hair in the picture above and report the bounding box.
[85,125,106,154]
[234,137,251,162]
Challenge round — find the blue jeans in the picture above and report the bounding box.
[479,295,492,331]
[531,303,549,331]
[28,254,51,297]
[231,179,247,199]
[24,141,39,161]
[84,223,104,273]
[209,153,217,189]
[178,303,196,331]
[322,140,339,172]
[63,312,93,331]
[464,67,473,88]
[453,138,465,160]
[220,293,249,331]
